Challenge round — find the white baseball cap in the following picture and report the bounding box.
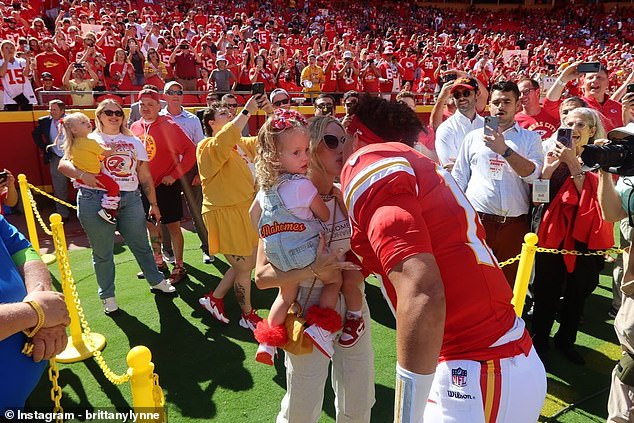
[343,51,353,59]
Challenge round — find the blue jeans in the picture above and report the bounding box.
[77,188,164,299]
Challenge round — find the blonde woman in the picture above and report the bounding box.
[532,107,614,367]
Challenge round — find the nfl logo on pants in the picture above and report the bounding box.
[451,368,467,387]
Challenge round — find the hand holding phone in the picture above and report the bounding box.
[251,82,265,96]
[484,116,499,137]
[576,62,601,74]
[0,170,7,184]
[556,128,573,148]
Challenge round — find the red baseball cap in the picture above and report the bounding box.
[138,89,160,102]
[450,77,478,92]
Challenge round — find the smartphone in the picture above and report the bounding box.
[577,62,601,73]
[146,214,157,225]
[556,128,573,148]
[484,116,499,136]
[627,83,634,94]
[251,82,265,96]
[0,171,8,183]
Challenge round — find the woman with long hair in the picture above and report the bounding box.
[143,47,167,90]
[108,48,134,92]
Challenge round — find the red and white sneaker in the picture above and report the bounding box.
[339,316,366,348]
[239,310,263,331]
[255,344,276,366]
[198,292,229,324]
[304,324,334,359]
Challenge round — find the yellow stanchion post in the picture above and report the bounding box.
[128,346,164,422]
[17,174,56,264]
[50,213,106,363]
[511,232,539,317]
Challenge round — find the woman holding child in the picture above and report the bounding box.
[254,115,375,422]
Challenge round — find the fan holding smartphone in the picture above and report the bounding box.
[0,169,18,213]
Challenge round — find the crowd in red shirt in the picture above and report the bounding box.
[0,0,633,106]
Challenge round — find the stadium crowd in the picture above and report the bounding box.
[2,0,634,421]
[0,0,632,108]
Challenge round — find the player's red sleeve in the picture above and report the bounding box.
[361,193,432,275]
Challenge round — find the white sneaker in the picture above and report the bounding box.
[203,252,215,264]
[198,294,230,324]
[103,297,119,314]
[97,208,117,224]
[162,250,175,264]
[255,344,276,366]
[150,279,176,294]
[304,324,335,359]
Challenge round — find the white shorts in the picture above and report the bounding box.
[424,346,546,422]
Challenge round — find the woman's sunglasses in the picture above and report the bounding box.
[102,109,124,117]
[273,98,290,107]
[323,134,346,150]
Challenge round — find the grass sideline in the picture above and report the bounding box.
[25,229,621,422]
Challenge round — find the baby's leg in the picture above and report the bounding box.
[268,283,299,327]
[341,269,364,313]
[319,271,342,310]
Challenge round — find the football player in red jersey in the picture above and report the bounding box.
[339,95,546,423]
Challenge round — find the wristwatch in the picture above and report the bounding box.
[241,109,250,117]
[502,147,513,158]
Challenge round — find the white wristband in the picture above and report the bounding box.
[394,362,435,423]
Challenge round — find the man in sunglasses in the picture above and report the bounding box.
[435,77,484,171]
[160,81,211,265]
[314,93,336,117]
[515,78,559,140]
[269,88,291,110]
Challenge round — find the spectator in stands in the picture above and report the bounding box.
[359,54,380,96]
[337,51,359,96]
[32,99,70,220]
[169,39,201,91]
[109,48,134,93]
[255,115,374,422]
[300,53,324,102]
[452,81,544,286]
[197,97,267,331]
[435,77,483,171]
[235,50,254,93]
[377,47,403,100]
[314,93,335,117]
[249,53,276,92]
[125,38,145,88]
[209,55,236,95]
[62,61,98,106]
[58,99,176,314]
[143,47,167,90]
[547,62,623,132]
[34,71,67,105]
[0,215,70,413]
[515,78,560,139]
[532,107,611,368]
[130,89,197,285]
[34,37,67,87]
[0,40,36,111]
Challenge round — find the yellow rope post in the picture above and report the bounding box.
[18,174,41,252]
[511,232,539,317]
[50,213,106,363]
[127,346,164,422]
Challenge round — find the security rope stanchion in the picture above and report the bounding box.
[127,346,166,422]
[49,213,106,363]
[17,174,56,264]
[510,233,539,317]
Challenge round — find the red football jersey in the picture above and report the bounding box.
[341,142,518,362]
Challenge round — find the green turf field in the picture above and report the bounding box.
[25,228,622,422]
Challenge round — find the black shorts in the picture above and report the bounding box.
[141,181,183,224]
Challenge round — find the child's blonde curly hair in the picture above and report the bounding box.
[255,109,309,191]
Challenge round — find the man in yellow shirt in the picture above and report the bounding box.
[300,53,325,102]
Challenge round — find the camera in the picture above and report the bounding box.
[73,62,85,69]
[581,138,634,176]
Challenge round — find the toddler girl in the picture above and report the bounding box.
[59,112,120,224]
[251,109,363,364]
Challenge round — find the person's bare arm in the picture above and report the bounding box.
[598,168,628,222]
[546,61,580,102]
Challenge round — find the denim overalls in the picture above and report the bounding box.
[259,174,325,271]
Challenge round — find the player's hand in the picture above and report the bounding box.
[22,291,70,329]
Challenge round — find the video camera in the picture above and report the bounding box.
[580,128,634,176]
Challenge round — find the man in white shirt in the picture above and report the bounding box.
[160,81,212,264]
[452,81,544,286]
[435,77,484,171]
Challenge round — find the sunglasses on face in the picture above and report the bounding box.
[344,101,357,107]
[316,103,333,110]
[102,109,124,117]
[226,103,238,108]
[273,98,290,107]
[323,134,346,150]
[452,89,473,99]
[166,90,183,96]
